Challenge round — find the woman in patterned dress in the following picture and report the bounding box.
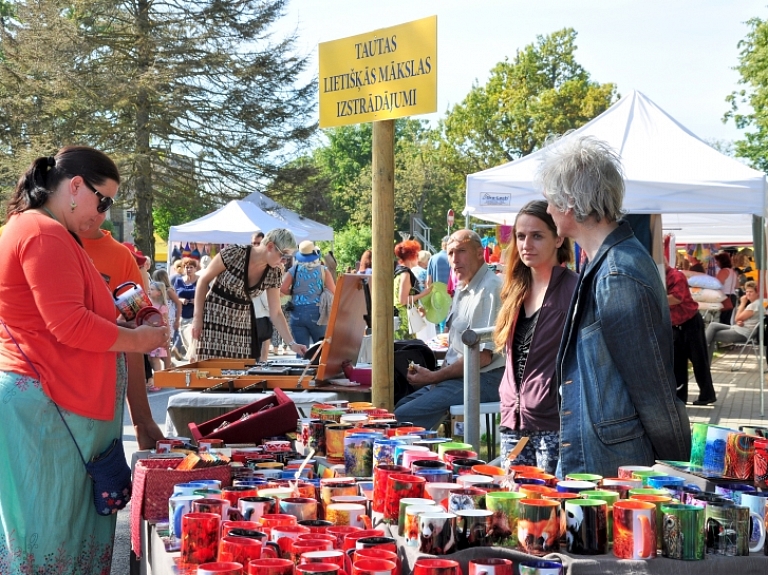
[191,229,308,360]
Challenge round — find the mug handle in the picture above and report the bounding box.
[172,505,185,539]
[749,511,766,553]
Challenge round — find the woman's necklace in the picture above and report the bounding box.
[40,206,59,222]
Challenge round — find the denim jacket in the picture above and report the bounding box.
[556,221,691,478]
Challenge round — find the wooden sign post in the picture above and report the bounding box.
[371,120,395,407]
[319,16,437,410]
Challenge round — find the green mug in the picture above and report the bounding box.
[661,503,705,560]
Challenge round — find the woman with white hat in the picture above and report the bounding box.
[281,240,336,354]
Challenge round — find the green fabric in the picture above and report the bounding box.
[0,355,127,575]
[394,272,415,341]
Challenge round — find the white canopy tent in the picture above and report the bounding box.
[243,190,334,242]
[168,199,311,249]
[465,89,767,414]
[465,90,767,230]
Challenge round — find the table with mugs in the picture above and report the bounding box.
[138,404,768,575]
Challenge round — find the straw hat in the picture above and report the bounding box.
[295,240,320,263]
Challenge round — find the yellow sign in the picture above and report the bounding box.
[318,16,437,128]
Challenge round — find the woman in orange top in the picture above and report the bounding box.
[0,147,168,573]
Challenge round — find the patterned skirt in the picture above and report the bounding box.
[198,287,256,360]
[0,355,127,575]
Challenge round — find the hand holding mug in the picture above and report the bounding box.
[134,324,169,353]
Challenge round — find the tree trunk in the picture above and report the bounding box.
[133,0,153,260]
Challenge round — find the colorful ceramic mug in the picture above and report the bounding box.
[517,499,560,556]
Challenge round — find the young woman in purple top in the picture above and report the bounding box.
[495,200,578,474]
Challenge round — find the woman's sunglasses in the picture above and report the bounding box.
[81,177,114,213]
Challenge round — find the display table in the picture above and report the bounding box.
[164,390,340,437]
[141,516,768,575]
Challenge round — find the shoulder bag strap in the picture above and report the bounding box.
[0,318,88,467]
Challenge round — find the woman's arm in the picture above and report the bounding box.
[735,296,755,323]
[167,287,182,330]
[266,287,307,356]
[280,269,294,295]
[109,324,168,353]
[398,273,412,306]
[191,254,225,339]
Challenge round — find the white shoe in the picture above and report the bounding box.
[276,345,285,356]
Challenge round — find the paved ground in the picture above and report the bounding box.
[687,345,768,428]
[109,345,768,573]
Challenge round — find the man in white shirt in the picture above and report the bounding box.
[395,229,504,429]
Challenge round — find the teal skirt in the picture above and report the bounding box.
[0,355,127,575]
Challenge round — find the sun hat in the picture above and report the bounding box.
[421,282,451,324]
[295,240,320,263]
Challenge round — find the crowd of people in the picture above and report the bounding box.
[0,135,760,571]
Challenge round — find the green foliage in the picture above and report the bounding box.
[725,17,768,171]
[287,118,461,240]
[331,224,373,272]
[0,0,316,260]
[439,28,617,174]
[99,218,114,233]
[152,200,214,241]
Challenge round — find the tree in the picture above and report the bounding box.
[439,28,617,176]
[725,16,768,171]
[0,0,96,202]
[292,118,461,237]
[331,224,372,272]
[0,0,316,257]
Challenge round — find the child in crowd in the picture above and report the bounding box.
[146,281,170,389]
[153,268,183,362]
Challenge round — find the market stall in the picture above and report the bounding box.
[464,90,768,414]
[130,390,768,575]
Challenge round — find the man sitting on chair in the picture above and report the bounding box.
[395,229,504,429]
[705,280,761,368]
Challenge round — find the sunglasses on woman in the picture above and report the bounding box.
[81,177,114,213]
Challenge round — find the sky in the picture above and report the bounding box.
[275,0,767,145]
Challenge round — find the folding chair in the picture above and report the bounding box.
[730,322,761,371]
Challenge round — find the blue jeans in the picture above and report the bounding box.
[394,367,504,430]
[289,303,326,351]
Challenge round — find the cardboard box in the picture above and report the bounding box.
[188,388,299,445]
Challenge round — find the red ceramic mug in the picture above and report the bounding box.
[327,525,363,549]
[289,538,334,564]
[341,529,385,552]
[300,550,349,571]
[219,536,279,564]
[413,558,462,575]
[352,559,396,575]
[248,558,296,575]
[222,521,264,538]
[198,562,247,575]
[296,562,348,575]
